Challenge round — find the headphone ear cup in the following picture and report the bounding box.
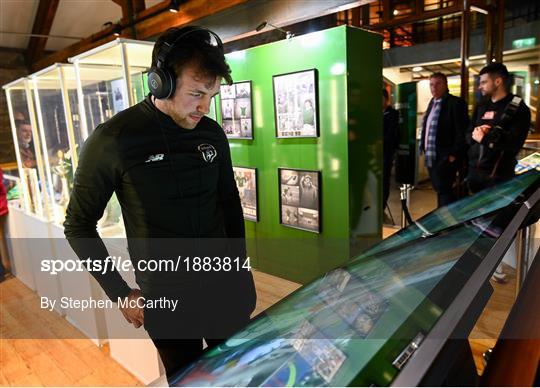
[148,67,175,99]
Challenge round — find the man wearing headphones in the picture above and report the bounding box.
[64,26,256,378]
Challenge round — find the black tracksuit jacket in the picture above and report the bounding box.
[466,93,531,191]
[64,96,255,315]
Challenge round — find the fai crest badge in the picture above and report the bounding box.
[198,144,217,163]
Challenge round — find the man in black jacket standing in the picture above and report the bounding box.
[420,72,469,207]
[467,63,531,193]
[64,26,256,379]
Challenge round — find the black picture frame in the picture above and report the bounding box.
[219,81,253,139]
[273,69,319,138]
[278,168,321,233]
[233,166,258,221]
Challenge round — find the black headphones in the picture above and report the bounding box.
[147,27,224,100]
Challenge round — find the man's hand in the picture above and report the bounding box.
[119,289,144,328]
[472,125,491,143]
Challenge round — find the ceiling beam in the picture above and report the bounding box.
[132,0,248,40]
[26,0,60,65]
[30,24,119,72]
[112,0,146,24]
[30,0,247,72]
[112,0,146,39]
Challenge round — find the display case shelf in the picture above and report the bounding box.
[68,38,154,238]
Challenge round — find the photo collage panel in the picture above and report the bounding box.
[233,167,258,221]
[273,69,318,138]
[220,81,253,139]
[280,169,320,233]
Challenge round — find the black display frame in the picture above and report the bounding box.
[233,165,259,222]
[272,68,319,138]
[219,80,254,140]
[278,167,321,233]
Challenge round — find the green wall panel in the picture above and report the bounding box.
[223,26,382,283]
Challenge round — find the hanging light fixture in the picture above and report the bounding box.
[256,21,294,40]
[169,0,182,13]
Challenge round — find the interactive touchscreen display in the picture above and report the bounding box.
[169,171,539,386]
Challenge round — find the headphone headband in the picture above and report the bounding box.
[156,27,223,69]
[149,27,224,99]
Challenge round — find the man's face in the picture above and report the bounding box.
[17,122,33,144]
[429,77,447,99]
[166,64,221,129]
[478,73,499,97]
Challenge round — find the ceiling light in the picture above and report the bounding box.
[113,25,122,37]
[169,0,181,13]
[412,66,423,72]
[393,10,399,16]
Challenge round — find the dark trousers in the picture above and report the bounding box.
[143,271,256,381]
[151,338,224,380]
[428,156,458,207]
[383,154,394,209]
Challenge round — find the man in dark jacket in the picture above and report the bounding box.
[420,72,469,207]
[64,26,256,379]
[382,89,399,213]
[467,63,531,193]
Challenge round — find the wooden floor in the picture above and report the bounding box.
[469,264,517,375]
[0,270,300,386]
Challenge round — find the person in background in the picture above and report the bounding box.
[0,167,11,282]
[467,62,531,193]
[420,73,469,207]
[382,88,399,221]
[14,111,36,168]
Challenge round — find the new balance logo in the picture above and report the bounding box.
[145,154,164,163]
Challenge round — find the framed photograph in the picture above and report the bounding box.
[279,168,321,233]
[220,81,253,139]
[233,166,258,221]
[109,78,127,114]
[273,69,318,138]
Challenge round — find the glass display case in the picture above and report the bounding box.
[69,38,154,143]
[3,77,51,219]
[30,64,80,225]
[69,38,154,237]
[168,171,540,387]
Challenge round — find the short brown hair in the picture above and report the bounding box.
[151,26,233,85]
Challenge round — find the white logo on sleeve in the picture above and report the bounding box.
[198,144,217,163]
[145,154,164,163]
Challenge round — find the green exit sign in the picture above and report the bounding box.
[512,37,536,49]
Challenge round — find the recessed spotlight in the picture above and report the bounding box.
[412,66,423,72]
